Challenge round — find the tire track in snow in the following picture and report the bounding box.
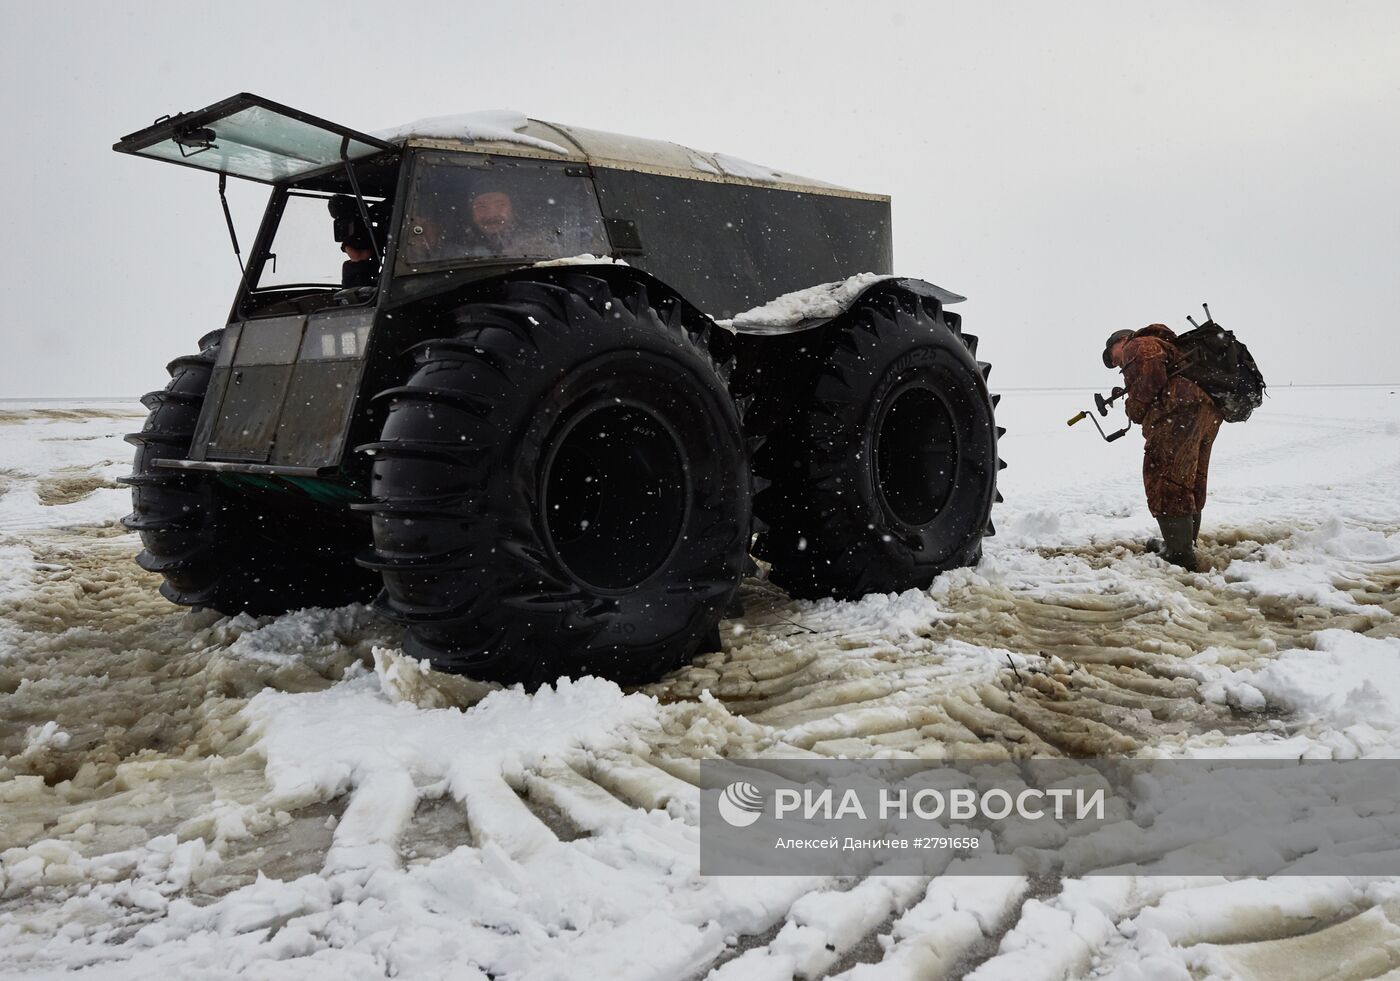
[706,875,932,980]
[1086,877,1400,981]
[648,533,1397,767]
[6,520,1399,976]
[0,529,401,921]
[831,873,1031,980]
[6,397,1400,977]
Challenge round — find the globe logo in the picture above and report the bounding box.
[717,781,765,828]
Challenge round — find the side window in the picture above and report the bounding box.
[256,191,389,289]
[397,153,609,272]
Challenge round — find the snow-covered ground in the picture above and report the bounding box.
[1,385,1399,979]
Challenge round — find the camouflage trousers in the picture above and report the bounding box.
[1141,400,1223,518]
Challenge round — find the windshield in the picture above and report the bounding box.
[115,94,390,184]
[398,152,609,272]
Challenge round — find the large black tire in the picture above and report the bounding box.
[123,331,379,615]
[359,273,751,687]
[752,289,1003,599]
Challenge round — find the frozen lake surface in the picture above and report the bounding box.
[2,385,1399,979]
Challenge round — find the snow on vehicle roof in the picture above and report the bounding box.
[375,111,887,201]
[372,110,572,155]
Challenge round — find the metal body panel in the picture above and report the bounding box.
[197,316,302,461]
[272,309,375,468]
[272,361,364,466]
[591,167,893,320]
[206,364,294,462]
[400,129,886,202]
[194,310,373,469]
[190,323,240,460]
[234,316,303,364]
[153,459,332,477]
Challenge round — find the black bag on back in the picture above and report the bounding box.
[1174,320,1266,423]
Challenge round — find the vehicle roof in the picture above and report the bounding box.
[378,113,888,203]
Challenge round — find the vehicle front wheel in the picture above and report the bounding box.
[122,331,379,615]
[359,273,751,687]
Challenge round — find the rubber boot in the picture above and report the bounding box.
[1156,515,1198,571]
[1193,512,1203,541]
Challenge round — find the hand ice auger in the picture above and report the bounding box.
[1067,386,1132,442]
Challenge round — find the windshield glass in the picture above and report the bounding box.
[129,103,386,183]
[398,152,609,272]
[255,190,390,290]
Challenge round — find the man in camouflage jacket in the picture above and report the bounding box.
[1104,324,1223,571]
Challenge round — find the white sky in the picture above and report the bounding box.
[2,0,1397,397]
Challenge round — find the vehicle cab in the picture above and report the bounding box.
[114,96,624,476]
[115,94,893,478]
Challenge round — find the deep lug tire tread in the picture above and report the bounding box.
[361,273,751,688]
[752,290,1002,599]
[123,331,378,616]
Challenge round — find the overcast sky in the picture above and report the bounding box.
[2,0,1397,397]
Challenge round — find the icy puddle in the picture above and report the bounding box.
[3,390,1400,978]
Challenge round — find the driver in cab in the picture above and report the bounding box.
[400,189,526,265]
[401,186,569,266]
[328,194,381,288]
[467,188,559,258]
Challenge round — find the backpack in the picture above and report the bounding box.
[1173,315,1266,423]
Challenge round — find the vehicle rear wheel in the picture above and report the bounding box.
[122,332,378,615]
[359,273,751,688]
[752,289,1003,599]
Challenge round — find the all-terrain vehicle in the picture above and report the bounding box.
[115,94,1003,686]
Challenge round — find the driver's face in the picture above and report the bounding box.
[471,192,514,236]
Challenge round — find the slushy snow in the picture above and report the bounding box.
[1,382,1399,978]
